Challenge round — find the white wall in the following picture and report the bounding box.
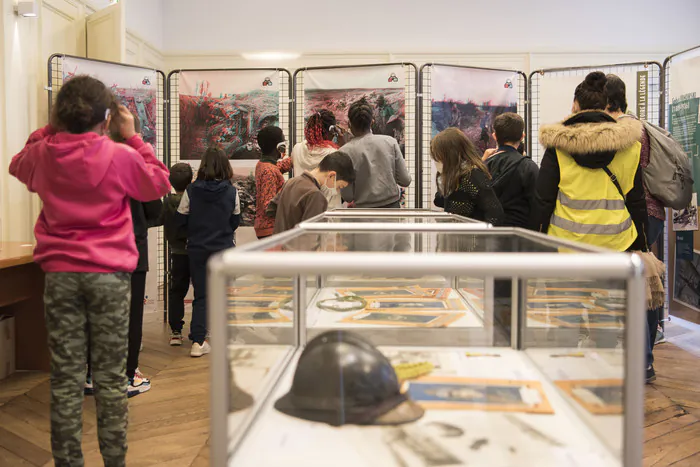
[125,0,162,50]
[162,0,700,55]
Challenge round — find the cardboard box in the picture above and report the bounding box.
[0,315,16,380]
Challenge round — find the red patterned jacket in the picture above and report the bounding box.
[255,158,293,238]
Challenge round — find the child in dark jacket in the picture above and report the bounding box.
[254,126,292,238]
[9,76,170,466]
[161,163,194,346]
[177,148,240,357]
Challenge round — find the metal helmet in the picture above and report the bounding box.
[275,330,424,426]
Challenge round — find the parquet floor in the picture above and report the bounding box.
[1,315,700,466]
[0,312,210,466]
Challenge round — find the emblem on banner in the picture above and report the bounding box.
[262,77,273,87]
[142,77,151,86]
[504,79,513,89]
[388,73,399,83]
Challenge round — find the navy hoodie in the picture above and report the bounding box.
[176,179,241,252]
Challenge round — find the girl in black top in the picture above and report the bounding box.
[431,128,504,225]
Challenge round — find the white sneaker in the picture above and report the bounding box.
[191,341,211,358]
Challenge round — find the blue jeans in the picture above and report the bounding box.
[647,307,661,368]
[647,217,665,249]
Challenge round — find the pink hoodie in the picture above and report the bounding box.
[9,125,171,273]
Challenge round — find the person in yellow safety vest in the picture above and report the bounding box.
[533,71,649,253]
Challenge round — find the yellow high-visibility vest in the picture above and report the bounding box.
[548,142,641,251]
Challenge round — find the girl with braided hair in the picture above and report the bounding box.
[340,98,411,208]
[291,110,343,208]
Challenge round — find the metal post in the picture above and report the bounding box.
[294,275,307,346]
[208,255,229,467]
[510,277,521,350]
[623,256,646,467]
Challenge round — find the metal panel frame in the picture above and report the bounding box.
[419,64,528,209]
[293,63,419,208]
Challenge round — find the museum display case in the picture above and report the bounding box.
[299,208,488,231]
[209,227,645,467]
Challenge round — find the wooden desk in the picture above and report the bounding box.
[0,242,49,371]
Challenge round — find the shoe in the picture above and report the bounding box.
[646,365,657,384]
[170,331,183,346]
[84,375,94,396]
[128,374,151,398]
[191,341,211,358]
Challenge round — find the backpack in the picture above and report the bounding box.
[641,120,693,210]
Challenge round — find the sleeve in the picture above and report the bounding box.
[393,140,412,187]
[116,136,171,202]
[175,189,190,228]
[143,199,164,228]
[470,170,504,226]
[340,183,355,203]
[627,163,650,251]
[277,157,293,174]
[434,191,445,208]
[301,191,329,221]
[8,125,56,191]
[230,189,241,232]
[522,160,540,231]
[533,148,561,233]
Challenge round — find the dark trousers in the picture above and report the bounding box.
[189,250,214,345]
[126,272,146,380]
[647,217,665,249]
[168,253,190,333]
[647,307,661,368]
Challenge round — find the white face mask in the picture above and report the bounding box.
[325,175,337,190]
[435,161,443,173]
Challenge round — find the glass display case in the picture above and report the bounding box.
[299,208,489,231]
[209,227,645,467]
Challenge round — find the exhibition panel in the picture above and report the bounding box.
[419,65,528,208]
[293,64,419,208]
[209,227,645,467]
[47,54,169,313]
[663,45,700,324]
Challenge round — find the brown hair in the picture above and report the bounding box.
[52,75,117,134]
[493,113,524,146]
[431,128,490,195]
[109,110,141,144]
[197,147,233,181]
[574,71,607,111]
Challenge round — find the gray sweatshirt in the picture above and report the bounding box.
[340,134,412,208]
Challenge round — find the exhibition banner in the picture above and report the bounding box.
[674,231,700,311]
[62,56,158,150]
[430,66,519,152]
[636,71,649,121]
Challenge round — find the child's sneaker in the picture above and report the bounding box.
[170,331,183,346]
[84,375,94,396]
[128,373,151,398]
[191,341,211,358]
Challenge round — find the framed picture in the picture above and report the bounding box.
[228,311,291,325]
[526,300,596,312]
[555,379,623,415]
[336,286,450,299]
[229,285,293,296]
[407,376,554,414]
[228,297,282,312]
[531,288,610,299]
[340,311,463,328]
[528,312,623,329]
[367,298,467,312]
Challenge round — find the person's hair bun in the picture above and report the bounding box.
[584,71,607,92]
[57,96,95,134]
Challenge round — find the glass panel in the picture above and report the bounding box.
[311,216,478,224]
[523,277,627,458]
[265,230,591,254]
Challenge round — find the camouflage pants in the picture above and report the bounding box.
[44,272,131,467]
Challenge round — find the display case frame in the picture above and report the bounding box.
[210,226,645,467]
[299,208,489,231]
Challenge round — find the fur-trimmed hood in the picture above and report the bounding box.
[539,111,643,169]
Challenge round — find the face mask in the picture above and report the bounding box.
[325,175,337,191]
[435,161,443,173]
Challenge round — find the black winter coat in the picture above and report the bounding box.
[131,199,164,272]
[486,145,539,229]
[533,111,649,251]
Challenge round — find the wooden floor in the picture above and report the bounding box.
[1,316,700,466]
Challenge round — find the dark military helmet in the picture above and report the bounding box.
[275,330,424,426]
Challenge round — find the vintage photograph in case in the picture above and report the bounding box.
[528,311,623,329]
[530,288,611,299]
[341,311,464,328]
[228,311,292,325]
[555,379,623,415]
[407,376,554,414]
[336,286,450,299]
[228,297,284,312]
[230,285,293,297]
[367,298,468,312]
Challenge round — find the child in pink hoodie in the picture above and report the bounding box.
[9,75,170,467]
